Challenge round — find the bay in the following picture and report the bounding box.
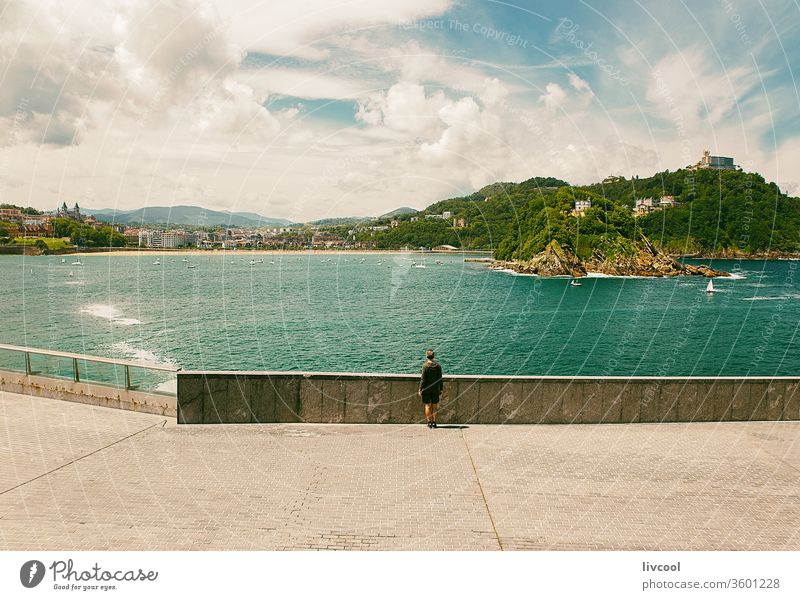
[1,253,798,377]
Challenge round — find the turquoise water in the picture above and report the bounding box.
[1,253,798,376]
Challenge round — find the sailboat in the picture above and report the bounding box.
[61,258,66,263]
[68,271,74,277]
[181,258,188,262]
[569,278,582,287]
[706,279,715,294]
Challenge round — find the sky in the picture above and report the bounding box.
[1,0,799,221]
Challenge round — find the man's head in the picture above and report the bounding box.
[426,349,435,361]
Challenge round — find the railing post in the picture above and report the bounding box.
[25,351,32,375]
[125,365,132,390]
[73,358,80,383]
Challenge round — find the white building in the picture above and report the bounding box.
[161,231,186,248]
[138,230,163,247]
[634,198,655,216]
[573,199,592,216]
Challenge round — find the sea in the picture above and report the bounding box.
[1,253,798,383]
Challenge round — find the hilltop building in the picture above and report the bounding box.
[602,175,625,184]
[56,202,83,221]
[691,150,737,171]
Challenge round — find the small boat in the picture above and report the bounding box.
[706,279,715,294]
[569,279,582,287]
[61,258,66,263]
[249,260,256,266]
[71,261,82,265]
[187,264,196,269]
[153,260,161,266]
[68,271,74,277]
[435,260,443,265]
[257,259,263,263]
[181,258,188,262]
[413,264,426,269]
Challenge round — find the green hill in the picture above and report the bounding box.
[346,168,798,256]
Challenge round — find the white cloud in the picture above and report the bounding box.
[217,0,455,60]
[237,68,370,100]
[646,48,756,127]
[356,82,448,137]
[539,82,567,112]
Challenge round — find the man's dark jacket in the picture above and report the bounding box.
[419,360,443,396]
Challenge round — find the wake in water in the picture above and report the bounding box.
[743,293,800,301]
[110,341,175,366]
[80,304,142,325]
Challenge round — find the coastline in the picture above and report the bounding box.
[65,248,491,257]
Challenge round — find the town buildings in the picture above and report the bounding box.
[0,208,23,221]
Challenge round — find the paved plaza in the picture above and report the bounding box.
[1,389,799,550]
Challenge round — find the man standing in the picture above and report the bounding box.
[418,349,443,428]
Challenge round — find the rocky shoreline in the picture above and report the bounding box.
[492,238,729,278]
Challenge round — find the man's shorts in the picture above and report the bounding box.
[421,391,440,404]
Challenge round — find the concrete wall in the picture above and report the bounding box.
[177,371,800,425]
[0,369,176,417]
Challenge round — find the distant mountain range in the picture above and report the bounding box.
[82,205,295,227]
[308,207,420,226]
[82,204,420,227]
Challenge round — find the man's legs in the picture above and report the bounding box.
[424,403,432,423]
[431,402,438,424]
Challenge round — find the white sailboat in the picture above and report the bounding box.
[569,278,582,287]
[706,279,715,294]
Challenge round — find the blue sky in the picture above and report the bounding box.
[2,0,799,219]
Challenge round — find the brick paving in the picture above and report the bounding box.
[1,390,798,550]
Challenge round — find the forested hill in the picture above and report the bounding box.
[342,168,800,256]
[575,169,799,253]
[340,176,571,250]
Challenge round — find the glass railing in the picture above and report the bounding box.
[0,343,180,396]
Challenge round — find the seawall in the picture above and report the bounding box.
[177,371,800,425]
[0,370,176,416]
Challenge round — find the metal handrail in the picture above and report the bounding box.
[0,343,179,372]
[0,342,180,390]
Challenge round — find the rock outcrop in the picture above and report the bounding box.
[492,236,728,278]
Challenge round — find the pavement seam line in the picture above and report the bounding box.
[0,419,167,496]
[461,429,504,550]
